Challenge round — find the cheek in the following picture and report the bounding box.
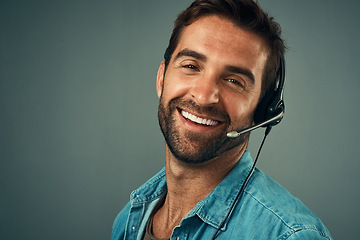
[223,95,258,124]
[162,74,191,100]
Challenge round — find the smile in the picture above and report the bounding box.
[180,109,221,126]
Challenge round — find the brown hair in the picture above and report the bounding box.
[164,0,285,98]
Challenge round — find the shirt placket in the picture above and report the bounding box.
[125,203,145,240]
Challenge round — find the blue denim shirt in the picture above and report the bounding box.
[111,151,332,239]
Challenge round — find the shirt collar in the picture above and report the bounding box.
[130,167,167,205]
[187,151,253,229]
[130,151,253,229]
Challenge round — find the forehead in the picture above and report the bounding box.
[173,15,269,80]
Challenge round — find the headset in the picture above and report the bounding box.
[213,53,286,239]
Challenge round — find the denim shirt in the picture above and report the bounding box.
[111,151,332,240]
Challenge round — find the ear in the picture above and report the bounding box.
[156,61,166,98]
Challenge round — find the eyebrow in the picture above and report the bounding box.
[225,65,255,86]
[173,49,207,62]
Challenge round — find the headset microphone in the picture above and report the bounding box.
[227,110,284,137]
[226,53,286,138]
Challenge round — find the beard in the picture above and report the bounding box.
[158,96,252,164]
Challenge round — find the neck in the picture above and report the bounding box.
[152,143,247,238]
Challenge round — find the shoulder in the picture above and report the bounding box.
[229,168,332,239]
[246,169,319,225]
[111,167,167,240]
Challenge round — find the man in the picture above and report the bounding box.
[112,0,332,239]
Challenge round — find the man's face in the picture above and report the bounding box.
[157,15,268,164]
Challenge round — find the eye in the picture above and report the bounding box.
[226,78,245,89]
[182,64,199,71]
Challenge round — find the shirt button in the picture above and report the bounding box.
[132,226,135,230]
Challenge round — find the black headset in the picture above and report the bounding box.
[254,53,286,127]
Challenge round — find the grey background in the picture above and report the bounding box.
[1,0,359,239]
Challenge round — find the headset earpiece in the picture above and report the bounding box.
[254,53,285,127]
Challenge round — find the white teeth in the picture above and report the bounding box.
[181,110,220,126]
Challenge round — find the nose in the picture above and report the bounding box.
[189,73,220,106]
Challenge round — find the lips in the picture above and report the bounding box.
[180,109,221,126]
